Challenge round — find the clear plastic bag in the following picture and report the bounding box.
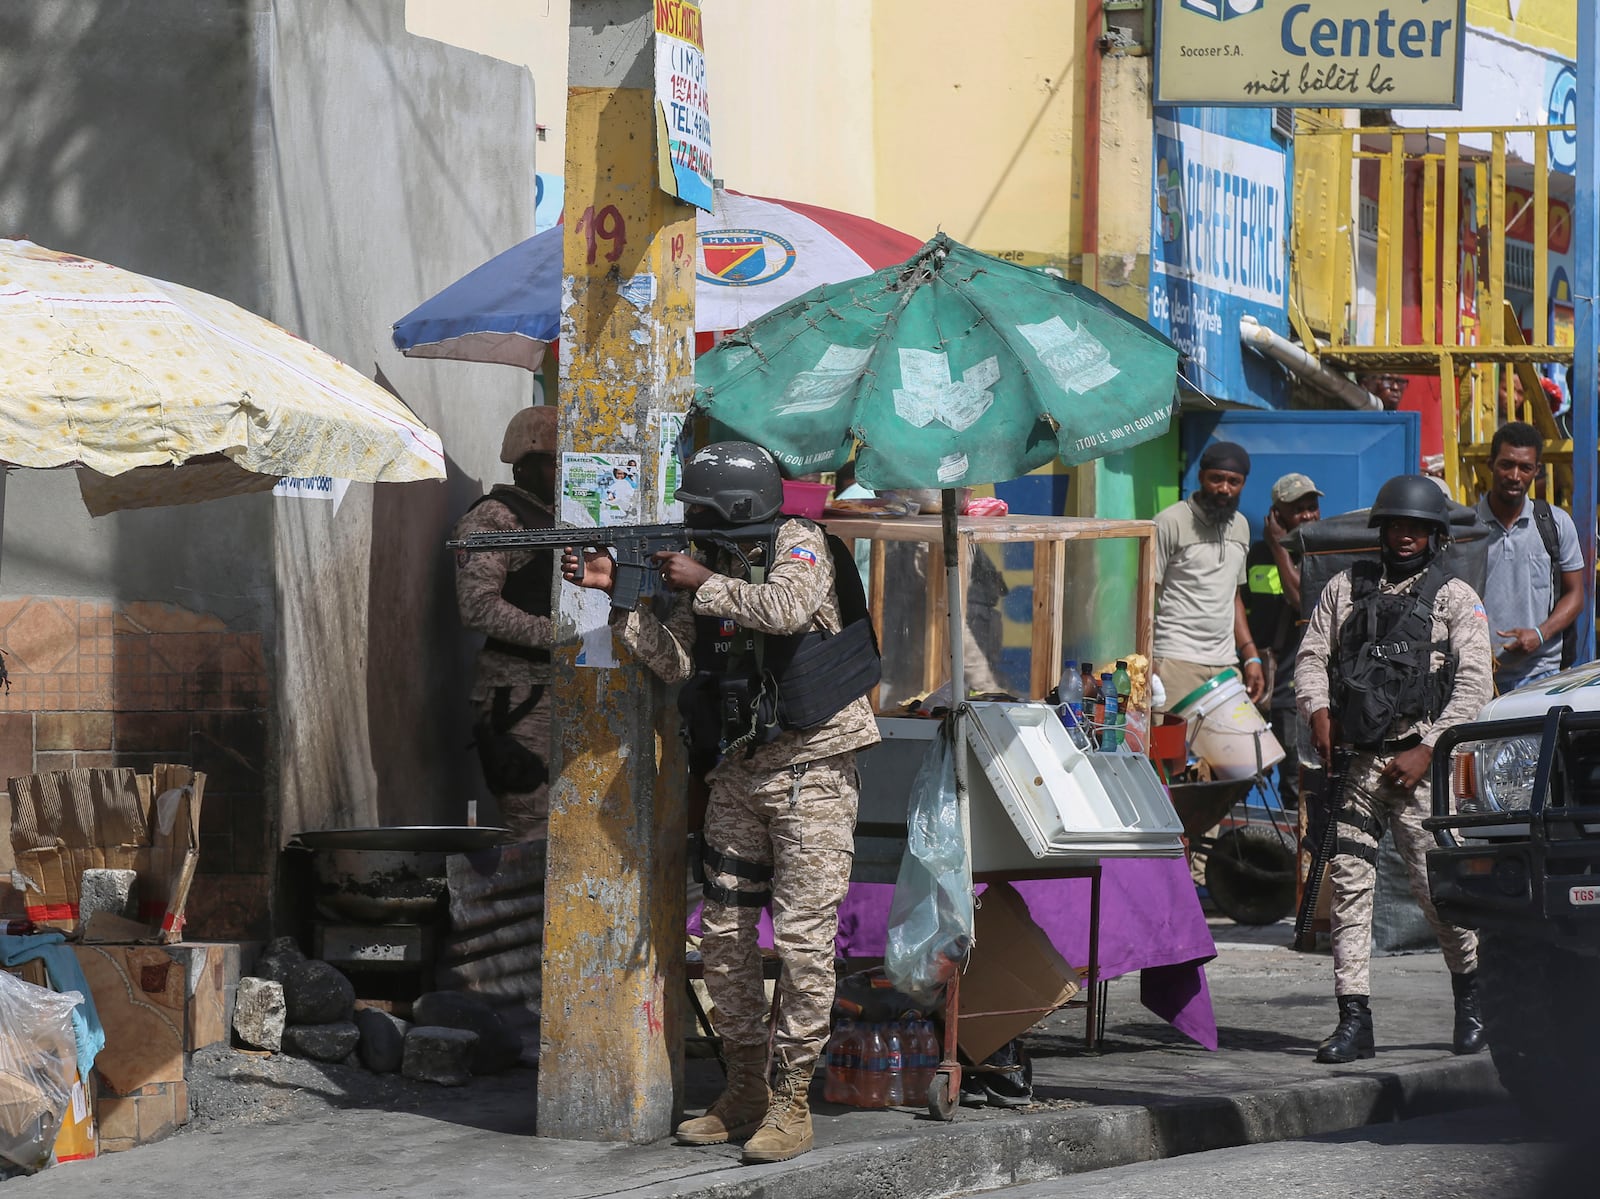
[0,970,83,1172]
[884,719,974,1008]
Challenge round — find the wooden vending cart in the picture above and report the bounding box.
[821,510,1162,1117]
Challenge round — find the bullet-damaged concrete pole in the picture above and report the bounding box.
[540,0,695,1142]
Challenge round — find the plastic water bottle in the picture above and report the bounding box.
[860,1024,890,1108]
[824,1019,856,1104]
[906,1019,937,1098]
[1100,671,1121,750]
[1058,660,1090,748]
[884,1022,905,1106]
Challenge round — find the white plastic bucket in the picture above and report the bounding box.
[1168,668,1286,780]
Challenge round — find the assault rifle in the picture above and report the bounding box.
[1293,746,1354,953]
[447,521,778,611]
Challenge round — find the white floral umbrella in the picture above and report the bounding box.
[0,239,445,514]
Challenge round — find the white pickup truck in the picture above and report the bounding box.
[1426,662,1600,1122]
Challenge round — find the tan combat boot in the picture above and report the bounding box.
[676,1043,770,1145]
[741,1053,815,1164]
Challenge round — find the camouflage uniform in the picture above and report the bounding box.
[453,487,556,841]
[616,518,880,1073]
[1295,568,1493,995]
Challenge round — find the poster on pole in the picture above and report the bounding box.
[1154,0,1466,109]
[654,0,714,211]
[558,451,644,669]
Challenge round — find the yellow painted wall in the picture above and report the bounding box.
[1467,0,1576,59]
[407,1,1097,274]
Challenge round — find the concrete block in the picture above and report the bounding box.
[355,1007,409,1074]
[282,959,355,1025]
[80,868,138,923]
[412,990,520,1075]
[402,1026,478,1086]
[282,1021,360,1062]
[233,977,285,1052]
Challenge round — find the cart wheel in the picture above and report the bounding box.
[927,1069,957,1121]
[1205,825,1297,925]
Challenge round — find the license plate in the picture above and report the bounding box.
[1570,886,1600,906]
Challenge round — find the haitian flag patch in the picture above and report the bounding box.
[788,547,818,565]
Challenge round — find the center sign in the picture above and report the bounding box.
[1155,0,1466,109]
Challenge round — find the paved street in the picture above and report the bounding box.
[953,1104,1569,1199]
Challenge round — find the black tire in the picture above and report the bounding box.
[1478,931,1600,1134]
[927,1070,956,1122]
[1205,825,1297,926]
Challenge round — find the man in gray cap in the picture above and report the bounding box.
[1153,440,1266,710]
[452,406,559,841]
[1245,472,1324,808]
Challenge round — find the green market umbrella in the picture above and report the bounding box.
[693,233,1182,491]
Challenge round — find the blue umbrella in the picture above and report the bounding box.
[391,228,562,371]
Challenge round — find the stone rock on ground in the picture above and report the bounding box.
[356,1007,410,1074]
[253,936,308,985]
[282,1021,360,1063]
[233,977,286,1052]
[412,990,522,1075]
[402,1026,479,1086]
[80,868,138,923]
[282,959,356,1025]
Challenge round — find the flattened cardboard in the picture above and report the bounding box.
[5,766,204,943]
[955,882,1081,1064]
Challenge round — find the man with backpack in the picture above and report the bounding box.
[562,440,880,1165]
[1476,421,1584,694]
[1295,475,1494,1064]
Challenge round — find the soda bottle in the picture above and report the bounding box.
[884,1022,905,1106]
[860,1024,890,1108]
[1112,660,1133,752]
[823,1019,855,1104]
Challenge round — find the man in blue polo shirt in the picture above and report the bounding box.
[1476,421,1584,694]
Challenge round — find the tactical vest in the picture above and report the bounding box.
[467,485,552,666]
[678,522,881,762]
[1330,559,1457,751]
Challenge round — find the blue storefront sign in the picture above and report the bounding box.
[1150,107,1291,409]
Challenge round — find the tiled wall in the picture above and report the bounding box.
[0,598,271,940]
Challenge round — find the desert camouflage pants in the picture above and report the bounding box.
[699,751,858,1074]
[1329,751,1477,996]
[472,684,550,842]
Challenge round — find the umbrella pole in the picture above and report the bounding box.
[941,491,973,868]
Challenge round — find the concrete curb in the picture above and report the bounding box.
[639,1055,1504,1199]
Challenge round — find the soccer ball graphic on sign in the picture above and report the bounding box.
[1180,0,1264,19]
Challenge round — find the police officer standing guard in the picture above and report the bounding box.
[1295,475,1493,1063]
[562,442,880,1165]
[453,406,559,841]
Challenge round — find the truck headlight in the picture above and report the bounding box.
[1453,736,1540,813]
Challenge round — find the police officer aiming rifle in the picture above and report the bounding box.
[561,441,880,1165]
[1294,475,1493,1064]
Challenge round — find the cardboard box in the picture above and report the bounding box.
[955,882,1080,1063]
[5,766,204,942]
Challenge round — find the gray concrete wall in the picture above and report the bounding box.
[0,0,273,625]
[259,0,537,840]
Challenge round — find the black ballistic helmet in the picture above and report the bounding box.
[676,441,784,523]
[1368,474,1450,531]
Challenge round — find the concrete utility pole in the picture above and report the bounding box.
[1574,3,1598,665]
[542,0,696,1141]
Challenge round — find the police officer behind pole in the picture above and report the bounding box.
[452,406,560,840]
[561,441,880,1165]
[1295,475,1493,1063]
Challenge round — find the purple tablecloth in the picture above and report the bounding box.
[689,856,1218,1050]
